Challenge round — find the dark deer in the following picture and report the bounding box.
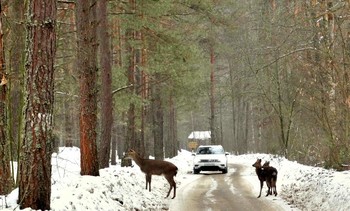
[263,161,270,167]
[262,161,272,195]
[252,158,278,198]
[126,149,178,199]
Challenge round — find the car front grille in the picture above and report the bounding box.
[200,159,220,163]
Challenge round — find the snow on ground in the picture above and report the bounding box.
[233,154,350,211]
[1,147,350,211]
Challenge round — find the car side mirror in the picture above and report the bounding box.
[225,152,230,156]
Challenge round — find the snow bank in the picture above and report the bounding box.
[1,149,350,211]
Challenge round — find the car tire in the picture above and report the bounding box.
[222,168,228,174]
[193,169,200,174]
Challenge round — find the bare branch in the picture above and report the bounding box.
[255,47,318,74]
[112,84,134,95]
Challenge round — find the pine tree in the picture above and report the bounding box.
[98,0,113,169]
[18,0,56,209]
[76,0,99,176]
[0,1,13,195]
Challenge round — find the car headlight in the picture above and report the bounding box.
[218,157,227,163]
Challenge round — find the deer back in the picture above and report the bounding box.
[262,166,278,179]
[141,159,178,176]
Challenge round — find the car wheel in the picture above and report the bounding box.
[193,169,200,174]
[222,168,228,174]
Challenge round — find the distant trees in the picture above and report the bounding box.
[54,0,210,166]
[257,0,350,168]
[114,0,211,158]
[303,1,350,168]
[8,0,26,166]
[212,0,350,169]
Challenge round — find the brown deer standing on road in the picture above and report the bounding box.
[126,149,178,199]
[252,158,278,198]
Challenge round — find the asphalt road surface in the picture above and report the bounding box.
[169,164,285,211]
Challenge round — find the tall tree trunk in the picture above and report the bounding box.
[166,93,177,157]
[110,126,117,165]
[0,1,13,195]
[138,30,147,157]
[98,0,113,169]
[8,0,25,186]
[125,19,136,151]
[57,1,77,148]
[152,73,164,160]
[18,0,56,209]
[64,100,73,147]
[122,2,137,166]
[76,0,99,176]
[209,46,217,144]
[110,9,123,160]
[228,59,237,153]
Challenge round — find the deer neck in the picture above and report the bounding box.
[132,154,145,167]
[255,166,262,175]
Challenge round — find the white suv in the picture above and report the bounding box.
[192,145,229,174]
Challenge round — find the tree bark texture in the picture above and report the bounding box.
[76,0,99,176]
[98,0,113,169]
[18,0,56,209]
[0,1,13,195]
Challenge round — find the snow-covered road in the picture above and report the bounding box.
[170,163,290,211]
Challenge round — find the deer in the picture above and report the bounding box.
[263,161,270,167]
[252,158,278,198]
[125,149,178,199]
[262,161,272,195]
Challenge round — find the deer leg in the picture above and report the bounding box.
[258,180,263,198]
[172,183,176,199]
[272,180,277,196]
[265,180,271,196]
[269,179,273,196]
[165,175,176,199]
[145,175,147,190]
[145,174,152,191]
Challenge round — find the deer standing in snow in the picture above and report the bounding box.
[126,149,178,199]
[252,158,278,198]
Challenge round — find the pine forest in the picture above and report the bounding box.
[0,0,350,209]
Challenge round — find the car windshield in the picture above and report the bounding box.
[197,146,224,155]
